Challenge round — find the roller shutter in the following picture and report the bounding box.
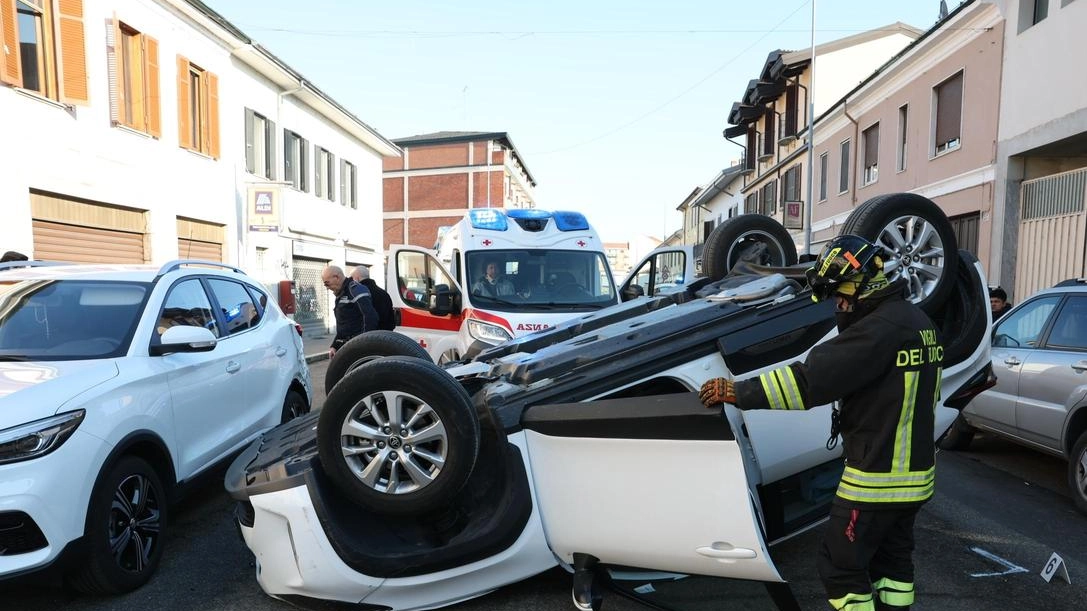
[177,218,224,262]
[30,191,147,264]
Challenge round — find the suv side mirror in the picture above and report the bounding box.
[621,284,646,302]
[151,326,218,356]
[429,284,461,317]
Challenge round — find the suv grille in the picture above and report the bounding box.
[0,511,48,555]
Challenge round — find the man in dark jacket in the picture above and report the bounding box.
[989,286,1012,321]
[352,266,396,331]
[322,265,380,358]
[699,235,943,611]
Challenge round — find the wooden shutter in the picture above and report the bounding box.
[339,158,347,204]
[207,72,220,158]
[266,118,276,179]
[244,108,255,172]
[784,85,798,137]
[1,0,21,86]
[57,0,88,104]
[33,220,145,264]
[935,72,963,148]
[106,18,124,124]
[864,124,879,167]
[763,112,775,155]
[144,35,160,137]
[177,56,192,149]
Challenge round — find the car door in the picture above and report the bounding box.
[522,392,784,584]
[386,245,466,361]
[619,246,696,301]
[153,278,249,478]
[1014,294,1087,450]
[968,295,1062,435]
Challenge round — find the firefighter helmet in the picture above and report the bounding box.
[806,235,886,302]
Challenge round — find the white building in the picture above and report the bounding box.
[0,0,399,336]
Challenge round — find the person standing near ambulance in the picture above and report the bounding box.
[699,235,943,611]
[322,265,380,358]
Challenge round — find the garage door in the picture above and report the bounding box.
[177,218,225,262]
[30,192,147,264]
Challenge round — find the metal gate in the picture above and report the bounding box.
[1016,168,1087,300]
[292,258,331,337]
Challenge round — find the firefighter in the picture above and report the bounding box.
[699,234,943,611]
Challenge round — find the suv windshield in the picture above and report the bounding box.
[465,249,617,309]
[0,280,150,361]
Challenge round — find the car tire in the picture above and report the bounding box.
[1069,430,1087,516]
[317,356,480,515]
[934,250,989,368]
[281,388,309,423]
[325,330,432,394]
[702,214,798,280]
[841,192,958,315]
[938,414,976,451]
[68,456,167,594]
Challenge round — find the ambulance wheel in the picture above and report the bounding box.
[703,215,798,280]
[317,357,480,515]
[842,193,958,316]
[325,331,432,394]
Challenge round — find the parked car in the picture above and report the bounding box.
[940,278,1087,514]
[0,260,312,593]
[226,193,994,611]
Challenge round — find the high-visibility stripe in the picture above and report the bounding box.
[873,577,915,607]
[842,466,934,486]
[933,366,942,413]
[759,371,788,410]
[829,591,875,611]
[893,371,919,472]
[777,367,806,410]
[836,479,934,503]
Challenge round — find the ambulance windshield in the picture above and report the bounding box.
[465,249,617,310]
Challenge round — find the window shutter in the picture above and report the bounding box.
[144,36,160,137]
[106,18,124,124]
[244,109,255,173]
[328,153,336,202]
[763,112,775,155]
[936,72,963,147]
[177,56,192,149]
[57,0,88,104]
[300,138,309,192]
[313,143,321,196]
[784,85,798,136]
[207,72,220,159]
[266,118,276,179]
[864,125,879,167]
[1,0,22,86]
[339,158,347,204]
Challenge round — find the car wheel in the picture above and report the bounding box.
[281,388,309,423]
[68,456,167,594]
[702,214,798,280]
[933,250,989,367]
[325,330,432,394]
[842,193,958,315]
[1069,430,1087,515]
[316,356,480,515]
[938,414,976,451]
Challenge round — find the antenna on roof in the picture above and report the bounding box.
[938,0,949,21]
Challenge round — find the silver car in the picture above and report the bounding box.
[941,279,1087,514]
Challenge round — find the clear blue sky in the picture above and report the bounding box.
[206,0,946,243]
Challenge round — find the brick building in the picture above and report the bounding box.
[383,131,537,249]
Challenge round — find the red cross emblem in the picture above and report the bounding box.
[418,339,428,348]
[577,240,586,247]
[482,239,492,246]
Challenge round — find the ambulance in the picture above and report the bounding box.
[386,208,621,363]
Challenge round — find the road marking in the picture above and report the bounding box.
[969,547,1029,578]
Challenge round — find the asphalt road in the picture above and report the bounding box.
[4,358,1085,611]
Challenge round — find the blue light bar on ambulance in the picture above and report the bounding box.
[468,208,508,231]
[506,209,552,221]
[552,211,590,231]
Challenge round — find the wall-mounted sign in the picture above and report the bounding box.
[247,186,281,232]
[784,200,804,230]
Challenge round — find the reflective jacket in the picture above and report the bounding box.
[734,285,943,509]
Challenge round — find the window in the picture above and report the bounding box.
[108,22,160,136]
[761,112,775,158]
[340,160,357,209]
[245,109,276,179]
[156,280,219,339]
[760,180,777,216]
[744,126,757,171]
[1048,296,1087,351]
[177,56,220,158]
[782,164,801,205]
[862,123,880,186]
[993,296,1060,349]
[933,71,963,156]
[783,84,799,138]
[206,279,260,336]
[949,212,980,256]
[839,139,851,194]
[284,130,309,191]
[818,152,828,201]
[314,146,335,201]
[745,192,758,214]
[897,105,908,172]
[2,0,88,103]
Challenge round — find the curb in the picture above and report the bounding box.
[305,353,330,364]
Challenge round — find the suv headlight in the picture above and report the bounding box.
[467,319,512,344]
[0,410,85,465]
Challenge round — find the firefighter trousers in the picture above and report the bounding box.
[818,504,920,610]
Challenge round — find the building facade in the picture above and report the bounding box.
[0,0,398,337]
[382,131,537,250]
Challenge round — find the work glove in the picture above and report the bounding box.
[699,377,736,407]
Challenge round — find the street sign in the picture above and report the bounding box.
[247,185,281,232]
[784,200,803,229]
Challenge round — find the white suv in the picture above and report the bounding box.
[0,260,311,593]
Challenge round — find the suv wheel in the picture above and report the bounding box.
[281,388,309,423]
[325,330,432,394]
[317,357,480,515]
[1069,430,1087,515]
[69,456,167,593]
[702,215,798,280]
[938,414,976,451]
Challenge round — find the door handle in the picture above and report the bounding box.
[1072,361,1087,373]
[696,544,757,561]
[226,361,241,374]
[1004,357,1021,367]
[275,347,287,357]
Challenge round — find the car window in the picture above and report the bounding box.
[1046,295,1087,351]
[207,279,261,336]
[157,280,220,339]
[246,285,270,318]
[993,295,1060,349]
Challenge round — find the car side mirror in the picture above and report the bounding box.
[429,284,461,317]
[621,284,645,302]
[151,326,218,356]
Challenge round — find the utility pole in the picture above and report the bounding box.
[803,0,817,256]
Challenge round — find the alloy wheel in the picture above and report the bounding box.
[871,214,947,303]
[109,473,162,574]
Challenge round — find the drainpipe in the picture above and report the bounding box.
[843,100,860,207]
